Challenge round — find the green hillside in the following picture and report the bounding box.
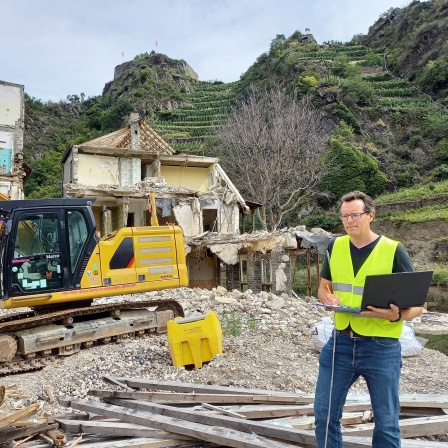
[21,0,448,212]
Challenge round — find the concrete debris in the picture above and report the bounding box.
[0,288,448,445]
[209,242,242,265]
[186,226,332,263]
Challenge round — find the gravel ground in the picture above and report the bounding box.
[1,287,448,420]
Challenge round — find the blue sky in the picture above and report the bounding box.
[1,0,409,102]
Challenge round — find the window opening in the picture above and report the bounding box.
[67,211,88,274]
[12,213,62,292]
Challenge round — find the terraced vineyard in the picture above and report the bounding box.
[287,44,384,61]
[362,71,447,114]
[151,81,242,154]
[280,43,446,112]
[150,42,447,156]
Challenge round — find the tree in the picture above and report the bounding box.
[214,86,328,231]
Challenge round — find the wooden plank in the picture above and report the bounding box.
[108,377,314,401]
[56,419,194,440]
[102,375,135,391]
[347,393,448,407]
[400,407,447,417]
[0,422,58,443]
[197,401,372,419]
[61,397,299,448]
[201,403,247,419]
[343,436,447,447]
[104,397,376,448]
[400,400,448,409]
[266,411,371,430]
[0,403,41,429]
[65,437,195,448]
[88,389,308,404]
[342,415,448,439]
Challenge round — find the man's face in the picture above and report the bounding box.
[340,199,373,238]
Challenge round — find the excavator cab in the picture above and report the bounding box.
[0,199,97,303]
[0,198,188,310]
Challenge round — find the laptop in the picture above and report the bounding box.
[315,270,433,314]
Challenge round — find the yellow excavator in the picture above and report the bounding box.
[0,197,188,374]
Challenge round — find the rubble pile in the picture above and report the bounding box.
[1,287,448,445]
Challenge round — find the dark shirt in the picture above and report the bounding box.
[320,236,414,281]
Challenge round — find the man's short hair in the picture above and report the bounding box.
[339,190,375,214]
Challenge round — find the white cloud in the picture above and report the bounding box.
[1,0,404,101]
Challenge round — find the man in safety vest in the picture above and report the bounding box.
[314,190,423,448]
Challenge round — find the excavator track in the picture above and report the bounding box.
[0,300,184,376]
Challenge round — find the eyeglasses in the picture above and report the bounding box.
[340,212,368,221]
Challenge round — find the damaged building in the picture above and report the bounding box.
[62,113,331,293]
[186,227,331,295]
[62,113,247,236]
[62,113,252,288]
[0,80,28,200]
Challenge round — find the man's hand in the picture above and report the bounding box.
[362,303,401,321]
[317,278,340,311]
[318,279,340,311]
[324,291,340,308]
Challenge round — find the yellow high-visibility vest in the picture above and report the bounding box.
[330,235,403,338]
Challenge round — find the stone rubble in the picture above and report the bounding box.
[1,287,448,422]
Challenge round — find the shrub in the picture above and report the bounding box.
[419,57,448,95]
[318,138,389,206]
[331,55,360,78]
[408,134,423,149]
[222,313,243,336]
[301,213,341,232]
[335,102,362,134]
[343,78,374,106]
[431,164,448,181]
[361,53,383,67]
[333,121,355,140]
[396,172,414,188]
[434,139,448,161]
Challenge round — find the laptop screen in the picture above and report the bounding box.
[360,270,433,310]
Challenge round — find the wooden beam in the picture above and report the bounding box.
[0,403,41,429]
[102,375,135,391]
[61,397,299,448]
[346,393,448,407]
[104,397,374,447]
[342,415,448,439]
[266,411,371,430]
[88,389,310,404]
[0,423,58,443]
[199,402,372,419]
[108,377,314,400]
[65,436,199,448]
[343,436,447,448]
[56,419,194,440]
[201,403,248,419]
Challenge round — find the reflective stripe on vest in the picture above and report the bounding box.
[332,283,364,295]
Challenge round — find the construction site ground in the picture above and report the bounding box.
[1,287,448,446]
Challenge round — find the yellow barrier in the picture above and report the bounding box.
[167,311,222,368]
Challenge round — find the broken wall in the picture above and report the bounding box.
[173,200,201,236]
[120,157,140,186]
[77,153,119,186]
[217,202,239,233]
[187,248,219,289]
[161,165,211,191]
[0,81,25,199]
